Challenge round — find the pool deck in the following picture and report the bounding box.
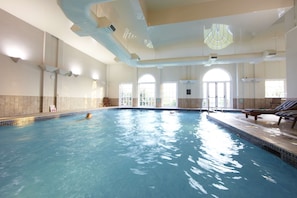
[207,111,297,167]
[1,108,297,167]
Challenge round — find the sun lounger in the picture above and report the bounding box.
[242,100,297,120]
[275,110,297,128]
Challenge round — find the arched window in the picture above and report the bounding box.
[138,74,156,107]
[203,68,230,82]
[202,69,231,109]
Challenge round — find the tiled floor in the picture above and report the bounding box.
[207,111,297,167]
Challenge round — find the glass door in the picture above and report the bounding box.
[204,82,230,110]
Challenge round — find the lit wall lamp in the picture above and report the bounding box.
[10,56,21,63]
[4,44,28,62]
[92,73,99,81]
[70,65,81,77]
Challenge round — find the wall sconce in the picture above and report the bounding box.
[92,73,99,81]
[70,66,81,77]
[39,64,58,72]
[66,71,72,77]
[57,69,72,77]
[4,44,27,62]
[10,56,21,63]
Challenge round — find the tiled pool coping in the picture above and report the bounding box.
[0,109,99,126]
[207,113,297,168]
[0,113,71,126]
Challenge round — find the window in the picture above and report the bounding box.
[162,83,177,107]
[138,74,155,107]
[119,83,133,106]
[265,80,285,98]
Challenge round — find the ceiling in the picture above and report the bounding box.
[0,0,294,67]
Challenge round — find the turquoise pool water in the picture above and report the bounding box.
[0,109,297,197]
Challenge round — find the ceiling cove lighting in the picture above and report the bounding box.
[204,24,233,50]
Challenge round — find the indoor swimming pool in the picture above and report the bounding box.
[0,109,297,197]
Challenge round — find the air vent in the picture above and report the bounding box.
[97,17,116,33]
[209,54,218,60]
[263,50,276,57]
[109,25,116,32]
[130,53,140,60]
[204,54,218,66]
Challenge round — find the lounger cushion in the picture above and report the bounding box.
[242,100,297,121]
[275,110,297,117]
[243,100,297,114]
[242,109,276,114]
[274,100,297,111]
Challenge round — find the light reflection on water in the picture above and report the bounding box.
[0,109,297,197]
[116,110,181,173]
[115,110,246,195]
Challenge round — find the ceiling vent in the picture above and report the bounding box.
[263,50,277,58]
[204,54,217,66]
[96,17,116,33]
[209,54,218,60]
[130,53,140,61]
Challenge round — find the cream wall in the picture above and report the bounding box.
[0,7,292,116]
[0,54,42,96]
[286,26,297,99]
[0,9,107,117]
[107,60,286,108]
[238,61,286,99]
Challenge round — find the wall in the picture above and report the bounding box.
[0,8,290,116]
[0,9,107,117]
[107,60,286,109]
[237,60,286,108]
[286,26,297,99]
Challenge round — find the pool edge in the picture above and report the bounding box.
[207,113,297,169]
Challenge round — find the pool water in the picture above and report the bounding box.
[0,109,297,198]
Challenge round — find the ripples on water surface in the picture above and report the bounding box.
[0,109,297,198]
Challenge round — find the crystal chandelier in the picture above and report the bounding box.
[204,24,233,50]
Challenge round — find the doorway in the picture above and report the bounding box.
[202,69,231,110]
